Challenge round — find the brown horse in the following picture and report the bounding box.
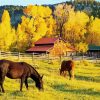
[0,59,43,93]
[60,60,75,79]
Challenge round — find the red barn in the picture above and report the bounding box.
[26,37,75,54]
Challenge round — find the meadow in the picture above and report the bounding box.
[0,59,100,100]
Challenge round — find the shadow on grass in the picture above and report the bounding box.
[52,84,100,97]
[95,64,100,68]
[9,91,24,96]
[0,90,24,97]
[75,75,100,83]
[0,93,3,96]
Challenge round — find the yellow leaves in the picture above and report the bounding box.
[64,11,89,43]
[0,10,16,51]
[1,10,10,23]
[75,11,89,26]
[1,10,11,33]
[16,24,28,52]
[20,5,55,47]
[65,11,89,30]
[46,16,56,36]
[16,24,27,41]
[34,19,47,41]
[54,4,63,17]
[38,6,46,17]
[75,42,88,53]
[24,5,35,16]
[20,15,48,43]
[54,4,74,18]
[50,41,67,57]
[87,17,100,45]
[89,18,100,34]
[2,5,100,52]
[44,6,52,17]
[24,5,52,18]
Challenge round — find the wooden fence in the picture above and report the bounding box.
[0,51,48,61]
[0,51,99,63]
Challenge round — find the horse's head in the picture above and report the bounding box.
[36,75,43,91]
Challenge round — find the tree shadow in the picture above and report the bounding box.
[95,64,100,68]
[75,75,100,83]
[52,84,100,97]
[9,90,24,96]
[0,93,3,96]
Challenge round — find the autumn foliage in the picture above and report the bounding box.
[0,10,16,51]
[50,41,67,57]
[0,4,100,53]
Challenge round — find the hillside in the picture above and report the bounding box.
[0,1,100,27]
[0,6,25,28]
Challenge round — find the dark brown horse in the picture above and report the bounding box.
[60,60,75,79]
[0,59,43,93]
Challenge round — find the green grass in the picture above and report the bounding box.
[0,59,100,100]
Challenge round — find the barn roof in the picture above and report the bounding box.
[26,46,53,52]
[26,37,76,53]
[27,45,75,53]
[34,37,59,45]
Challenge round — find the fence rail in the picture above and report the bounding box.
[0,51,99,63]
[0,51,47,60]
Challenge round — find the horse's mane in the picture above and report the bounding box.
[21,62,41,78]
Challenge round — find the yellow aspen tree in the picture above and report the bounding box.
[64,11,89,46]
[20,15,47,46]
[16,24,28,52]
[21,5,55,48]
[0,10,16,51]
[50,41,67,62]
[75,42,88,53]
[54,4,74,37]
[87,17,100,46]
[45,16,56,37]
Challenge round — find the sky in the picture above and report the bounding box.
[0,0,100,6]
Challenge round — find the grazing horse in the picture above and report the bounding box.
[0,59,43,93]
[60,60,75,79]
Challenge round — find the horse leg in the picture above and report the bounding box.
[0,80,1,92]
[0,82,2,92]
[20,77,25,92]
[0,82,5,93]
[63,71,67,77]
[68,70,72,80]
[60,70,62,75]
[71,70,74,79]
[25,78,28,90]
[68,70,74,80]
[0,75,6,93]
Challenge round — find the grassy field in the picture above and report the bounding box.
[0,59,100,100]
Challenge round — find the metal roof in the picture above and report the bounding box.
[89,45,100,50]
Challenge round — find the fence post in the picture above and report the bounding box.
[32,53,34,62]
[96,57,97,63]
[18,52,20,61]
[71,54,74,60]
[82,53,84,60]
[46,52,49,63]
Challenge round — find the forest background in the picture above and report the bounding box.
[0,0,100,54]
